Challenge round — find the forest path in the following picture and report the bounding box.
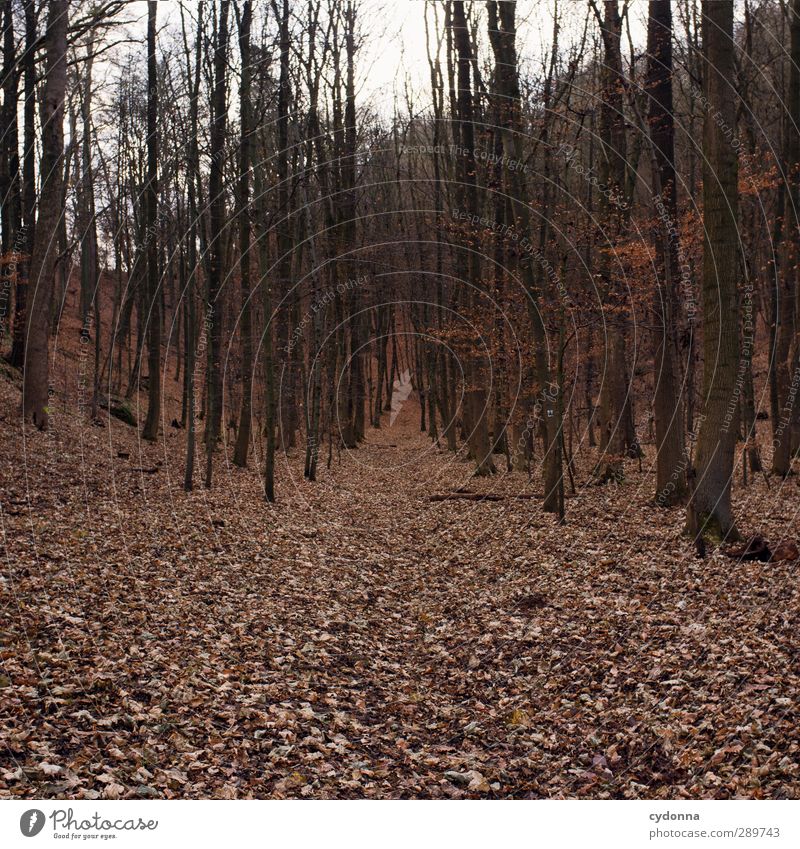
[2,377,799,799]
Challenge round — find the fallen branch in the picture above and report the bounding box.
[428,493,504,502]
[427,490,545,503]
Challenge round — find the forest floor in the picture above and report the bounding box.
[1,361,799,799]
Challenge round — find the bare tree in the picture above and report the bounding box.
[645,0,688,505]
[204,0,231,487]
[688,0,740,542]
[22,0,69,430]
[142,1,161,441]
[233,0,254,467]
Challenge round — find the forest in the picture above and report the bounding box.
[1,0,799,802]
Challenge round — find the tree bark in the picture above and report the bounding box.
[486,0,561,507]
[592,0,639,482]
[688,0,740,542]
[181,0,204,491]
[142,1,161,442]
[771,0,800,477]
[233,0,253,467]
[0,0,21,355]
[646,0,687,505]
[451,0,495,476]
[10,0,38,369]
[204,0,230,486]
[22,0,68,430]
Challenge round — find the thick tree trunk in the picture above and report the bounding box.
[593,0,638,482]
[10,0,37,369]
[452,0,494,476]
[688,0,740,542]
[772,0,800,477]
[22,0,68,430]
[1,0,21,354]
[646,0,687,505]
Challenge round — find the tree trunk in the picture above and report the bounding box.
[233,0,253,467]
[688,0,740,542]
[487,0,561,503]
[593,0,638,482]
[142,1,161,442]
[772,0,800,477]
[646,0,687,505]
[182,0,204,491]
[204,0,230,486]
[254,153,276,501]
[452,0,495,476]
[22,0,68,430]
[1,0,22,355]
[10,0,37,370]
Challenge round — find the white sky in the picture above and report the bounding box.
[118,0,652,117]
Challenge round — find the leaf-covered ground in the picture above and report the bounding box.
[1,371,799,799]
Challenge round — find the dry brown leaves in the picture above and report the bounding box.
[0,375,798,800]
